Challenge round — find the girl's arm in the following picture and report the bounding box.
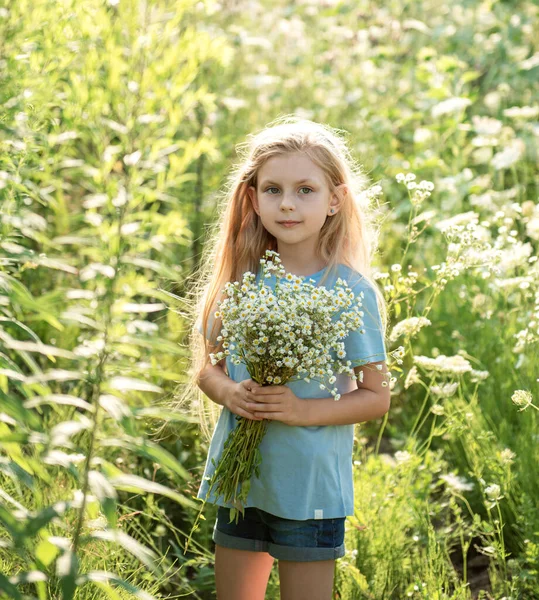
[196,362,264,421]
[304,361,391,426]
[196,361,235,408]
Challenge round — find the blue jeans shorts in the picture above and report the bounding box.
[212,505,346,562]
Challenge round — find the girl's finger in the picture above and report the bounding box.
[239,407,263,420]
[249,402,278,412]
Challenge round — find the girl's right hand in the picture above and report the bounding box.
[226,379,264,421]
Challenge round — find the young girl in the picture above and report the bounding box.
[187,116,391,600]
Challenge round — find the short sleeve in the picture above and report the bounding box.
[344,278,387,365]
[196,310,219,342]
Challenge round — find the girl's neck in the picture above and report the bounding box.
[279,259,328,277]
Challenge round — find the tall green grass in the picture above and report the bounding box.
[1,0,537,598]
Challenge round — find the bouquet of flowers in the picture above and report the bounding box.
[184,250,372,551]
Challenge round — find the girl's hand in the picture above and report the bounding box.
[245,384,306,427]
[225,379,265,421]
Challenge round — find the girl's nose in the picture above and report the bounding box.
[279,192,296,210]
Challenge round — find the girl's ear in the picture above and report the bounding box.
[247,185,260,216]
[333,183,348,200]
[332,183,349,208]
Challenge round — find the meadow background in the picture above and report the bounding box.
[0,0,538,598]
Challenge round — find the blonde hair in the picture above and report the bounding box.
[170,116,388,443]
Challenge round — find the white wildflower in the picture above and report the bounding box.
[404,365,421,389]
[485,483,502,502]
[394,450,412,464]
[431,97,472,118]
[414,354,473,376]
[511,389,533,411]
[499,448,515,465]
[503,106,539,120]
[430,382,458,398]
[210,249,389,402]
[389,316,431,343]
[439,472,474,492]
[491,139,525,170]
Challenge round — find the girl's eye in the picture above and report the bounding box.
[265,187,313,195]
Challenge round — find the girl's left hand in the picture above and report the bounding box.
[245,385,306,427]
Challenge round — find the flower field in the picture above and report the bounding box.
[0,0,537,598]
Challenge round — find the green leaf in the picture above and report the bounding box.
[88,470,118,528]
[0,395,42,429]
[0,504,23,540]
[87,530,159,572]
[81,570,156,600]
[133,407,197,423]
[2,339,76,359]
[460,70,482,84]
[35,537,60,567]
[98,395,131,420]
[122,255,181,279]
[0,572,22,600]
[0,458,34,488]
[8,571,47,585]
[24,504,67,538]
[23,394,95,412]
[56,550,78,600]
[105,376,163,393]
[91,582,123,600]
[108,473,197,509]
[111,334,187,354]
[100,437,190,480]
[345,564,370,592]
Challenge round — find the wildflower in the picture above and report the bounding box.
[491,140,525,170]
[439,472,474,493]
[511,389,533,411]
[499,448,515,465]
[395,450,412,464]
[430,382,458,398]
[503,106,539,119]
[485,484,502,502]
[520,53,539,70]
[389,316,432,343]
[470,369,489,383]
[431,97,472,118]
[414,128,432,143]
[472,115,502,136]
[404,365,421,389]
[414,354,473,376]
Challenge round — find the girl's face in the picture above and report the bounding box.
[247,152,341,253]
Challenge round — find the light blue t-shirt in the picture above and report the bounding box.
[196,263,387,520]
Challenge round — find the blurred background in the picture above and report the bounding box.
[0,0,537,598]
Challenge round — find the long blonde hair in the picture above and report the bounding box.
[173,115,388,443]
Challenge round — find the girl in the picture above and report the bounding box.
[185,116,391,600]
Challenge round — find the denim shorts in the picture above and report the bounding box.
[212,505,346,562]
